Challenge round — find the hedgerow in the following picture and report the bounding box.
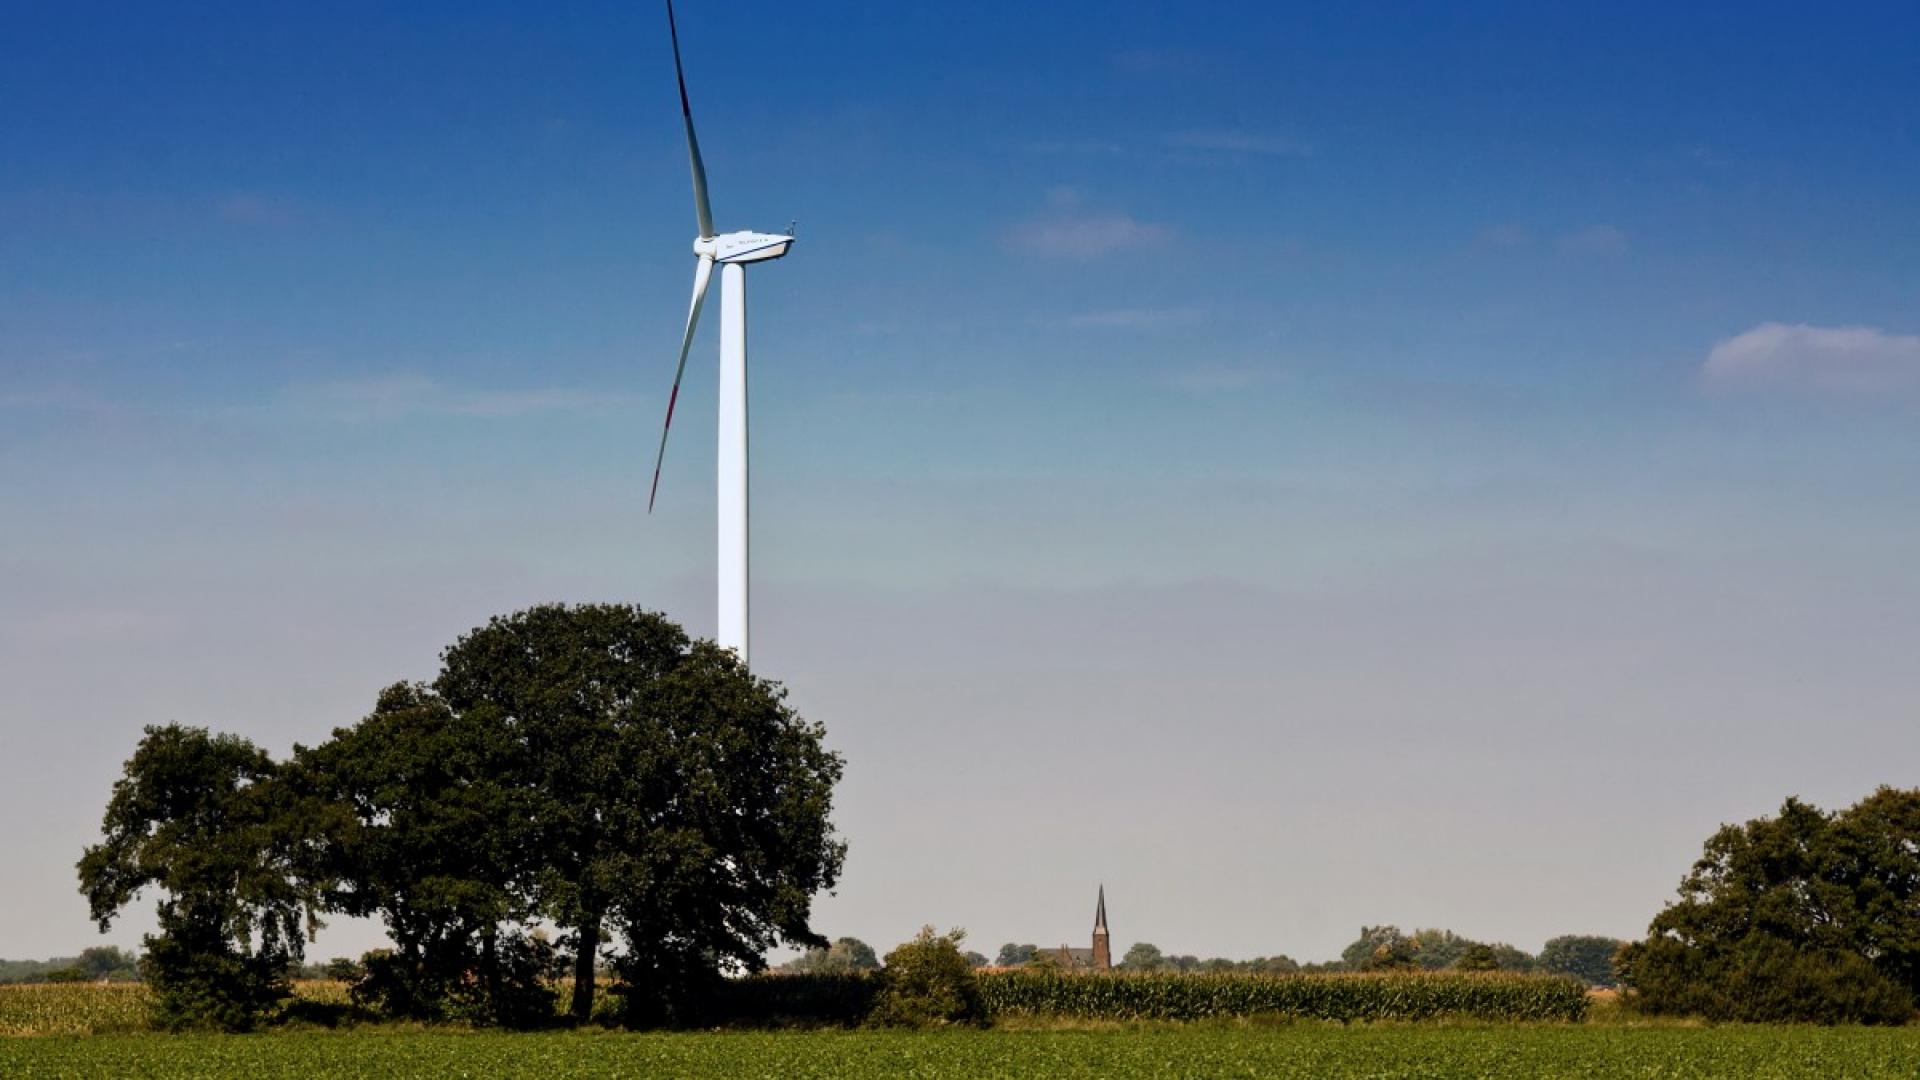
[693,973,880,1027]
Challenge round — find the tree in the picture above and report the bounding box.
[77,725,316,1030]
[1485,943,1538,973]
[1408,929,1534,972]
[1407,929,1472,970]
[995,943,1036,967]
[1341,926,1419,972]
[292,683,549,1025]
[1454,944,1500,972]
[1538,936,1625,988]
[963,950,989,969]
[594,638,847,1025]
[429,605,692,1021]
[1120,942,1164,971]
[433,605,845,1026]
[1024,948,1061,971]
[1617,788,1920,1023]
[321,957,364,983]
[286,604,844,1026]
[784,936,880,974]
[869,927,985,1028]
[1332,927,1533,974]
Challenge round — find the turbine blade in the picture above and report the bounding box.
[649,254,715,511]
[666,0,715,240]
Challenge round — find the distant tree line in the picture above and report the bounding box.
[1010,931,1623,984]
[0,946,139,984]
[698,930,1628,985]
[74,605,847,1031]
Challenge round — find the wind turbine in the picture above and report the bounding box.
[648,0,793,666]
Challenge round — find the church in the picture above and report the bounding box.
[1047,885,1112,972]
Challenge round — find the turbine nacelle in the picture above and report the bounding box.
[696,230,795,265]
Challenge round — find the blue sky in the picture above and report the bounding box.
[4,1,1920,962]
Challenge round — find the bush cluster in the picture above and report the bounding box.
[868,928,986,1028]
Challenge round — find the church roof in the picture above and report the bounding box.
[1094,884,1108,934]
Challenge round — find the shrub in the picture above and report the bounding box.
[868,927,987,1028]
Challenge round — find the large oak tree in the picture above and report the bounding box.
[333,603,847,1023]
[1618,787,1920,1023]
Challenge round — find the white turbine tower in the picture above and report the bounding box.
[648,0,792,666]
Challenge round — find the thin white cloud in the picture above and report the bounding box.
[1109,49,1202,74]
[1062,306,1208,330]
[1026,132,1313,162]
[1162,365,1284,393]
[1008,214,1171,260]
[1472,223,1627,257]
[0,386,122,415]
[283,375,637,422]
[1556,225,1628,257]
[1474,224,1535,251]
[1045,185,1086,210]
[1024,137,1127,157]
[1703,323,1920,397]
[216,193,294,225]
[1166,130,1312,157]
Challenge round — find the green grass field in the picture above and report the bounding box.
[7,1026,1920,1079]
[7,983,1920,1077]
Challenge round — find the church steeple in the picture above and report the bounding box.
[1091,884,1111,971]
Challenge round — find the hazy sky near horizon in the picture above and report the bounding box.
[5,1,1920,964]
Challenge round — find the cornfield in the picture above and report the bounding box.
[0,982,152,1036]
[0,971,1585,1036]
[977,971,1590,1023]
